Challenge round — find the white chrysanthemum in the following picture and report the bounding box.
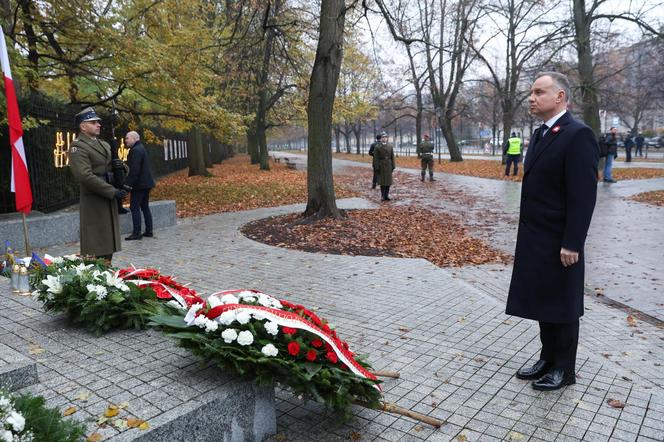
[207,296,222,308]
[63,254,78,261]
[257,295,272,307]
[218,310,236,326]
[193,315,207,327]
[221,328,238,343]
[52,256,64,265]
[261,344,278,357]
[0,395,10,408]
[243,296,256,303]
[235,311,251,325]
[237,330,254,346]
[220,294,239,305]
[43,275,63,294]
[86,284,107,300]
[204,319,218,333]
[264,321,279,336]
[7,410,25,432]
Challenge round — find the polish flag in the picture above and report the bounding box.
[0,31,32,214]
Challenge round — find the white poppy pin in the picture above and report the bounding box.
[552,125,561,134]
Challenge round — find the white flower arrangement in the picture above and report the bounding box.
[0,393,31,442]
[264,321,279,336]
[235,311,251,325]
[221,328,238,343]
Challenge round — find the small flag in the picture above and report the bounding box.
[30,252,47,269]
[0,31,33,213]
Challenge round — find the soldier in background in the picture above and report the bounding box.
[69,107,127,262]
[368,132,385,189]
[373,133,396,201]
[416,133,435,182]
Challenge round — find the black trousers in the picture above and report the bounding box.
[372,170,378,187]
[130,189,153,235]
[505,154,520,176]
[539,320,579,374]
[380,185,391,200]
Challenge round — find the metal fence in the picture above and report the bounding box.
[1,94,231,214]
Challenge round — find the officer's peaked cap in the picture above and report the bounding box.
[75,107,102,126]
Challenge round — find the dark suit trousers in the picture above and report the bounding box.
[539,320,579,374]
[130,189,153,235]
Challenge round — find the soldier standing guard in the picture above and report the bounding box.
[373,134,396,201]
[69,107,128,262]
[416,133,435,181]
[368,133,385,189]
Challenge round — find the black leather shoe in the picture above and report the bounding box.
[142,232,154,237]
[516,360,551,380]
[532,369,575,391]
[125,234,142,241]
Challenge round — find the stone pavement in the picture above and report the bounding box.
[16,194,664,441]
[276,152,664,323]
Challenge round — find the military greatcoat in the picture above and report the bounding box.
[372,142,395,186]
[69,133,121,256]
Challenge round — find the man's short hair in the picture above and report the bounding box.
[536,71,570,103]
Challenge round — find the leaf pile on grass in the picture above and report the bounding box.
[630,190,664,207]
[333,153,664,181]
[152,155,357,217]
[241,207,511,267]
[612,168,664,180]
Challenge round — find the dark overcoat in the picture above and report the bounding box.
[372,142,395,186]
[506,112,599,323]
[69,133,122,256]
[125,142,155,190]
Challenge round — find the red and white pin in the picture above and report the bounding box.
[551,125,561,134]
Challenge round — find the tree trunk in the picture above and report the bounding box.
[334,125,341,153]
[354,123,361,155]
[188,126,211,177]
[573,0,601,135]
[438,111,462,162]
[303,0,345,219]
[246,120,260,164]
[344,129,351,154]
[202,132,213,168]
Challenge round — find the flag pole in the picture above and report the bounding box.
[21,213,30,257]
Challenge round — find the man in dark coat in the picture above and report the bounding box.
[635,133,644,157]
[624,133,634,163]
[69,107,128,262]
[368,133,385,189]
[123,131,156,240]
[506,72,599,391]
[372,134,395,201]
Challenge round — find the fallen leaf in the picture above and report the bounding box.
[626,315,637,327]
[104,405,120,418]
[63,406,77,416]
[126,418,145,428]
[414,425,424,432]
[113,419,127,430]
[118,402,129,409]
[138,421,150,431]
[398,326,410,332]
[607,398,626,409]
[76,392,90,402]
[86,434,103,442]
[508,431,525,441]
[349,431,362,441]
[456,434,468,442]
[28,343,44,355]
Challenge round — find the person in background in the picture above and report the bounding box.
[602,127,618,183]
[373,133,395,201]
[416,133,436,182]
[123,131,156,241]
[624,133,634,163]
[503,132,523,176]
[368,133,385,189]
[635,133,644,158]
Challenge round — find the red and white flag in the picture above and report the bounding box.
[0,31,32,214]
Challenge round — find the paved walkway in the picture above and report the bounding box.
[276,152,664,322]
[21,193,664,441]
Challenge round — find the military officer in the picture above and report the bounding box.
[69,107,128,262]
[416,133,435,181]
[368,133,385,189]
[373,133,396,201]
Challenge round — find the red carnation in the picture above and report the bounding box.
[311,339,323,348]
[283,327,297,335]
[322,323,331,334]
[306,349,317,361]
[287,342,300,356]
[153,285,172,299]
[326,351,338,364]
[325,343,333,352]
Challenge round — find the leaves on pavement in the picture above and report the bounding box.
[630,190,664,207]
